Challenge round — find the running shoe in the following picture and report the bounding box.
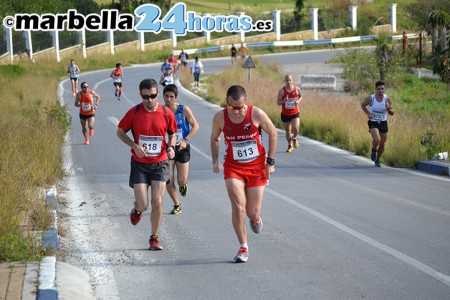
[171,205,182,215]
[250,217,263,234]
[375,159,381,167]
[286,145,293,153]
[84,138,89,145]
[233,247,249,263]
[117,97,121,101]
[371,148,377,161]
[293,138,299,148]
[149,235,163,250]
[179,184,188,197]
[130,209,142,225]
[89,129,94,137]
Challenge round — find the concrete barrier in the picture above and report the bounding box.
[300,75,336,91]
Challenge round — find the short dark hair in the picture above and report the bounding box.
[226,85,246,101]
[375,80,385,88]
[163,84,178,97]
[139,78,158,93]
[80,81,87,88]
[116,63,121,68]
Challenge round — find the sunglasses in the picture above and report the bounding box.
[82,86,88,88]
[141,93,158,100]
[227,103,245,111]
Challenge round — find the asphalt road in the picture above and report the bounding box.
[58,50,450,299]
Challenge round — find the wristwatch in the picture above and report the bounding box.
[266,157,275,165]
[184,138,191,144]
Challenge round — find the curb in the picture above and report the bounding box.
[37,187,59,300]
[416,161,450,176]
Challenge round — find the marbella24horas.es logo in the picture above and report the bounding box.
[3,2,273,34]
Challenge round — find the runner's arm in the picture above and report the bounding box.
[210,112,223,173]
[183,106,200,141]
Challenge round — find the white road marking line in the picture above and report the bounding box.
[266,188,450,287]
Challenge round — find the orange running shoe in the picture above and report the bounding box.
[84,139,89,145]
[89,129,94,137]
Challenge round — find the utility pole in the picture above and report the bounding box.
[418,31,422,68]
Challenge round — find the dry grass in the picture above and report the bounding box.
[180,61,447,168]
[0,63,67,261]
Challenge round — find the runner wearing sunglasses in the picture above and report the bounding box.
[117,78,177,251]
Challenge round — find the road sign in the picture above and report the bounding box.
[242,56,256,68]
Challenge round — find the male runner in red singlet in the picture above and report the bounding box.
[74,81,101,145]
[110,63,124,100]
[211,85,277,263]
[277,74,302,152]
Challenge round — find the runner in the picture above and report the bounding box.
[210,85,277,263]
[68,59,80,96]
[168,54,179,76]
[74,82,101,145]
[116,78,177,250]
[360,80,395,167]
[178,49,189,68]
[276,74,302,152]
[110,63,124,100]
[162,84,199,215]
[230,44,237,65]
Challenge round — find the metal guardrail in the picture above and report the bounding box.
[172,33,419,56]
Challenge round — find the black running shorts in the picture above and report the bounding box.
[129,157,170,188]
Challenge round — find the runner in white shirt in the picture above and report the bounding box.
[360,80,395,167]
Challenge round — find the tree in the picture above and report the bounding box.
[407,0,450,30]
[293,0,305,30]
[428,10,449,54]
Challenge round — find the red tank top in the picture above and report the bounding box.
[113,68,122,77]
[223,105,266,169]
[79,91,94,116]
[281,86,300,116]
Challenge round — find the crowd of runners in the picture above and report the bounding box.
[68,46,394,262]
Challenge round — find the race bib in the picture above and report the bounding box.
[285,99,296,109]
[139,135,163,156]
[372,111,383,121]
[175,129,183,143]
[114,77,121,82]
[82,103,91,112]
[231,140,259,162]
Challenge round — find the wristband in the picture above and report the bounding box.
[184,138,191,144]
[266,157,275,166]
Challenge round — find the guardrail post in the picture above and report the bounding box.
[136,19,145,51]
[2,25,14,63]
[349,6,357,31]
[389,3,397,33]
[23,30,33,61]
[310,8,318,40]
[272,10,281,41]
[236,12,245,42]
[203,14,211,43]
[171,31,177,48]
[51,31,60,63]
[107,30,115,55]
[77,29,87,58]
